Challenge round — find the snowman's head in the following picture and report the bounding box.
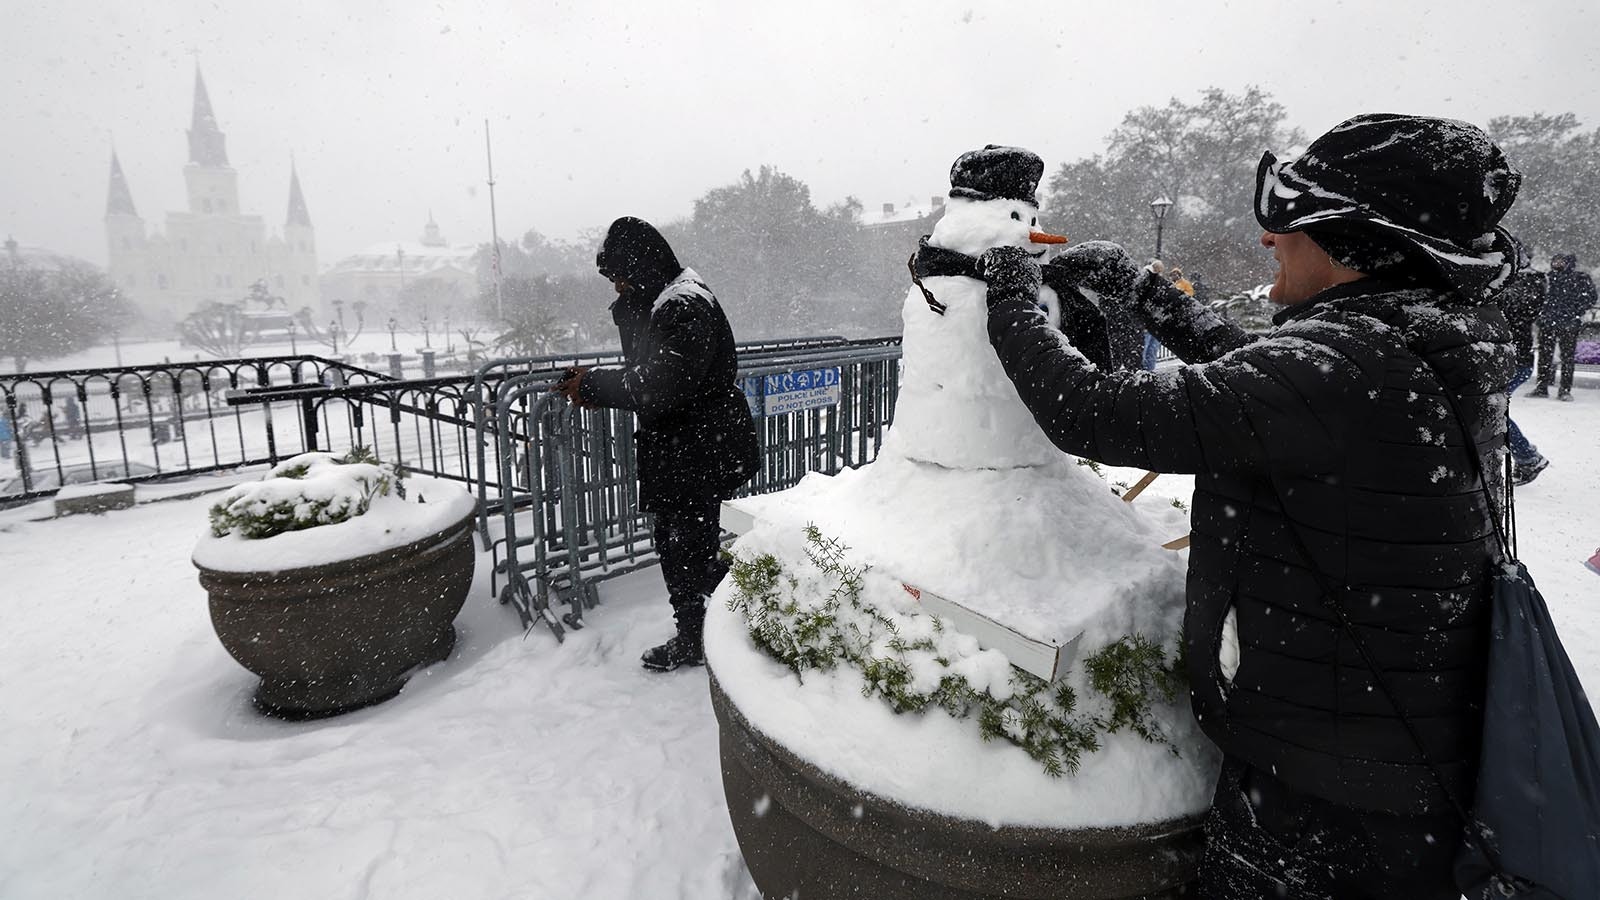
[929,196,1065,258]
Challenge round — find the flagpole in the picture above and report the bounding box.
[485,119,504,322]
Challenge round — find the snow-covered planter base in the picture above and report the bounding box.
[705,451,1220,898]
[193,470,478,718]
[710,668,1202,899]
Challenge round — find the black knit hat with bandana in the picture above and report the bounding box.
[1255,113,1521,299]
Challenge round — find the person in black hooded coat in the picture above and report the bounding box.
[978,115,1518,899]
[554,217,759,671]
[1531,252,1597,400]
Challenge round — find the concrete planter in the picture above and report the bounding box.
[710,669,1204,899]
[196,508,475,718]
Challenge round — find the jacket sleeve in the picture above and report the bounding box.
[1132,272,1257,364]
[581,296,713,413]
[986,281,1383,475]
[1054,287,1113,371]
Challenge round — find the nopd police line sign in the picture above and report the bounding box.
[741,367,842,417]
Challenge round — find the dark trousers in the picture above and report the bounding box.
[651,497,727,641]
[1197,757,1461,900]
[1506,364,1539,465]
[1536,323,1581,392]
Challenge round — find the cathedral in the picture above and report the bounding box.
[105,69,320,326]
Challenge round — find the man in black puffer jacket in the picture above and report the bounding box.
[979,115,1518,899]
[554,217,759,671]
[1531,252,1598,400]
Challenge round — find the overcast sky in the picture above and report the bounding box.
[4,0,1598,267]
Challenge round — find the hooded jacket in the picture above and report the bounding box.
[1494,270,1547,370]
[986,271,1512,816]
[1543,256,1598,327]
[581,219,759,510]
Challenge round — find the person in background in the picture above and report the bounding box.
[62,396,83,440]
[1169,266,1195,297]
[553,217,760,672]
[0,408,12,463]
[1140,264,1192,369]
[1495,248,1550,483]
[1531,252,1597,400]
[979,113,1516,899]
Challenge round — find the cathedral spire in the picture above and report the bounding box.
[286,161,312,226]
[187,66,229,167]
[420,210,446,247]
[107,151,138,217]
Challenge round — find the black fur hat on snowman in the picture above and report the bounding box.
[949,145,1045,207]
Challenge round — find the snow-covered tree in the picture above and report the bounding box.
[0,259,132,372]
[1042,86,1303,294]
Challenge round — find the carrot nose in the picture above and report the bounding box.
[1029,231,1069,244]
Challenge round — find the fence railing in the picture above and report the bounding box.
[1,339,904,643]
[0,356,389,501]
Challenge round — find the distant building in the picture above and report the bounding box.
[860,196,946,231]
[104,68,319,327]
[319,214,478,311]
[860,195,945,253]
[2,236,86,273]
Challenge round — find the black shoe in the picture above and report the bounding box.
[641,634,705,672]
[1559,390,1574,402]
[1528,386,1550,398]
[1513,456,1550,487]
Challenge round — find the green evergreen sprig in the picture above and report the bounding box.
[207,447,407,540]
[728,526,1186,777]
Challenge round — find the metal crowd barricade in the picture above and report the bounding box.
[487,340,903,640]
[466,336,855,545]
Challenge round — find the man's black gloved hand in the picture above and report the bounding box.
[1040,240,1141,307]
[977,245,1042,306]
[551,366,593,408]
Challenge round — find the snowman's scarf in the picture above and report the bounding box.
[908,235,1115,370]
[907,236,983,316]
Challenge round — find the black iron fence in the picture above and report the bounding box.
[0,356,388,502]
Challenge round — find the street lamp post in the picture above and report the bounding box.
[419,312,431,349]
[387,317,398,351]
[286,319,298,355]
[1150,196,1174,260]
[443,313,452,353]
[329,320,341,356]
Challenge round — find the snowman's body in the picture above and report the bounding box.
[886,196,1068,469]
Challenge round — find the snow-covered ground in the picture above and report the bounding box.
[1,392,1597,900]
[27,331,475,375]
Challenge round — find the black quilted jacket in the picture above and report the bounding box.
[580,269,759,511]
[987,273,1512,815]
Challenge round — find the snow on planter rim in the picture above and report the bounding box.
[707,451,1219,829]
[191,474,476,573]
[706,550,1218,830]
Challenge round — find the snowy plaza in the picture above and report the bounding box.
[7,3,1600,898]
[0,383,1594,898]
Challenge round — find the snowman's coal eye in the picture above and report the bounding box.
[1010,211,1021,221]
[1031,217,1038,227]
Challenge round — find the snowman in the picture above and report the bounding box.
[885,145,1073,470]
